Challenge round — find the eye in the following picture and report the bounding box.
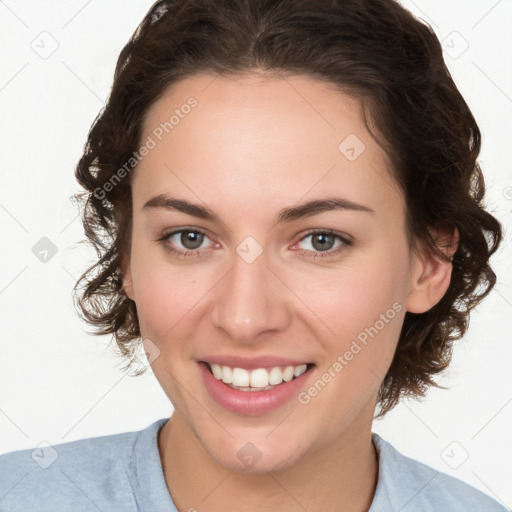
[158,228,213,258]
[157,228,352,260]
[293,229,352,259]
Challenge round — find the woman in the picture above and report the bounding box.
[0,0,506,510]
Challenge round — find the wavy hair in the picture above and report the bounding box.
[72,0,502,416]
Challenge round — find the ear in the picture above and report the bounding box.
[120,254,135,301]
[405,227,459,314]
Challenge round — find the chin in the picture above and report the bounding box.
[212,446,304,474]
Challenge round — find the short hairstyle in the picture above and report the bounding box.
[72,0,502,416]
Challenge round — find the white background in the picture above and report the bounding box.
[1,0,511,508]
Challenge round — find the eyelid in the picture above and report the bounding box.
[157,226,213,250]
[157,226,210,242]
[297,228,353,245]
[289,228,352,259]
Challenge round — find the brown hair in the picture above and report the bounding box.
[72,0,502,416]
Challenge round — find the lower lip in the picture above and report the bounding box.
[199,361,314,416]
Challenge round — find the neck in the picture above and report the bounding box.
[158,411,378,512]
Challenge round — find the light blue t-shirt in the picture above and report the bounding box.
[0,417,507,511]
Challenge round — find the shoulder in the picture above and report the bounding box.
[370,433,507,512]
[0,418,167,512]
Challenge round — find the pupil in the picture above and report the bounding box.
[182,231,203,249]
[313,234,333,251]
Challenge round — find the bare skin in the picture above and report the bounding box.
[122,71,456,511]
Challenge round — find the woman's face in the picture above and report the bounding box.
[123,72,428,472]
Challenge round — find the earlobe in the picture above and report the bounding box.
[121,256,135,301]
[405,228,459,314]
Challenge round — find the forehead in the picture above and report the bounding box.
[133,72,402,221]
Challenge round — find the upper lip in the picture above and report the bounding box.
[199,355,312,370]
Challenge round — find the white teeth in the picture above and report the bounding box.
[208,363,310,389]
[250,368,269,388]
[211,363,222,380]
[268,366,283,385]
[232,368,250,387]
[222,366,233,384]
[294,364,307,377]
[282,366,295,382]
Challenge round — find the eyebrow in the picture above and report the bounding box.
[142,194,375,224]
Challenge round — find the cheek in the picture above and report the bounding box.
[290,255,407,341]
[129,240,213,339]
[291,246,409,392]
[295,264,407,430]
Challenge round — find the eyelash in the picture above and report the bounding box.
[157,228,352,260]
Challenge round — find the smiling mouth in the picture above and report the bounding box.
[203,362,315,391]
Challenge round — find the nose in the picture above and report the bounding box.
[210,247,292,344]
